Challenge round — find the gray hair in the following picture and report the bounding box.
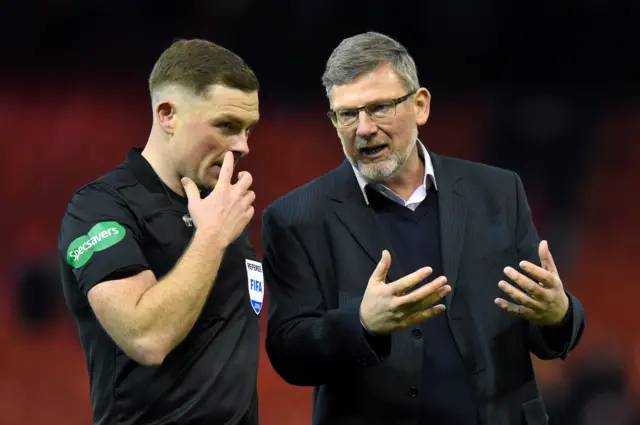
[321,32,420,99]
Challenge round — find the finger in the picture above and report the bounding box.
[243,190,256,206]
[404,304,446,327]
[245,205,255,221]
[416,280,451,309]
[503,267,550,301]
[370,250,392,283]
[396,276,449,307]
[234,170,254,193]
[518,261,557,289]
[217,151,235,186]
[388,267,433,294]
[181,177,201,202]
[539,240,558,276]
[497,280,544,310]
[494,298,536,319]
[403,283,451,315]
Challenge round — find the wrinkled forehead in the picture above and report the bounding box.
[188,84,260,123]
[329,65,407,111]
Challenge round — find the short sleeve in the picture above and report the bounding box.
[58,183,149,295]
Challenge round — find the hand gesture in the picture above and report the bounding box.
[494,240,569,325]
[182,151,255,247]
[359,250,451,335]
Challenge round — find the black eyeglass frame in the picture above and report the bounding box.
[327,90,417,128]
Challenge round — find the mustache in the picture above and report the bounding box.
[355,137,386,150]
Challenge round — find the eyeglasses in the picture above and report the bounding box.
[327,91,416,129]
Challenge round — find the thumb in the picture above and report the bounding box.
[370,250,391,283]
[181,177,201,202]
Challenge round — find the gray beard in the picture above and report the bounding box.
[353,138,415,182]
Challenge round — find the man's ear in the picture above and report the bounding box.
[414,88,431,127]
[156,100,177,135]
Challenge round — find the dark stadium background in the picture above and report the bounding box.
[0,1,638,424]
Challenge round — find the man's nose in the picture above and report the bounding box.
[355,110,377,137]
[230,134,250,159]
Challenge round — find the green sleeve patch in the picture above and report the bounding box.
[67,221,126,268]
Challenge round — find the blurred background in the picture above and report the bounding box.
[1,1,638,424]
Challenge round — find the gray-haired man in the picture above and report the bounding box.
[261,31,584,425]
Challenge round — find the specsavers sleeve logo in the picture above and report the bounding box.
[66,221,126,268]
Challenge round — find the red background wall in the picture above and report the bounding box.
[0,81,637,424]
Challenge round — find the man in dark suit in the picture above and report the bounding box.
[261,31,585,425]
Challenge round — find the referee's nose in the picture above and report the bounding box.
[230,133,250,159]
[229,134,250,165]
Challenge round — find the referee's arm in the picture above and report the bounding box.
[59,183,227,366]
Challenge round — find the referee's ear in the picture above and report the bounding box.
[156,100,177,135]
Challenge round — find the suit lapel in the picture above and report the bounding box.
[329,161,405,283]
[431,154,485,377]
[328,154,468,296]
[431,153,467,309]
[330,154,477,375]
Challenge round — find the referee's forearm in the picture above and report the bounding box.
[133,229,226,363]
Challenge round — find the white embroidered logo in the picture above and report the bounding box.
[245,259,264,315]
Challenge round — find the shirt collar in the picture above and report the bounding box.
[349,139,437,205]
[123,147,191,207]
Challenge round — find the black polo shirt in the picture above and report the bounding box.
[57,148,262,425]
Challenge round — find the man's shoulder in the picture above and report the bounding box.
[65,164,138,212]
[435,153,520,195]
[438,153,515,181]
[59,164,141,245]
[58,164,144,265]
[263,164,344,226]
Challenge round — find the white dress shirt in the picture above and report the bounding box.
[350,139,438,211]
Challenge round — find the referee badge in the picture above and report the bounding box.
[245,259,264,315]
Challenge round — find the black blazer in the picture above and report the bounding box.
[261,152,585,425]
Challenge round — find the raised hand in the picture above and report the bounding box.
[495,240,569,325]
[182,151,255,246]
[360,250,451,335]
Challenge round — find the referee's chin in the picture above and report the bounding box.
[197,179,215,192]
[191,169,217,192]
[202,166,221,189]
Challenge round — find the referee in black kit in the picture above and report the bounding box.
[57,39,263,425]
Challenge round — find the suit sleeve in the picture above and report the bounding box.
[512,172,585,360]
[58,183,149,296]
[262,207,389,387]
